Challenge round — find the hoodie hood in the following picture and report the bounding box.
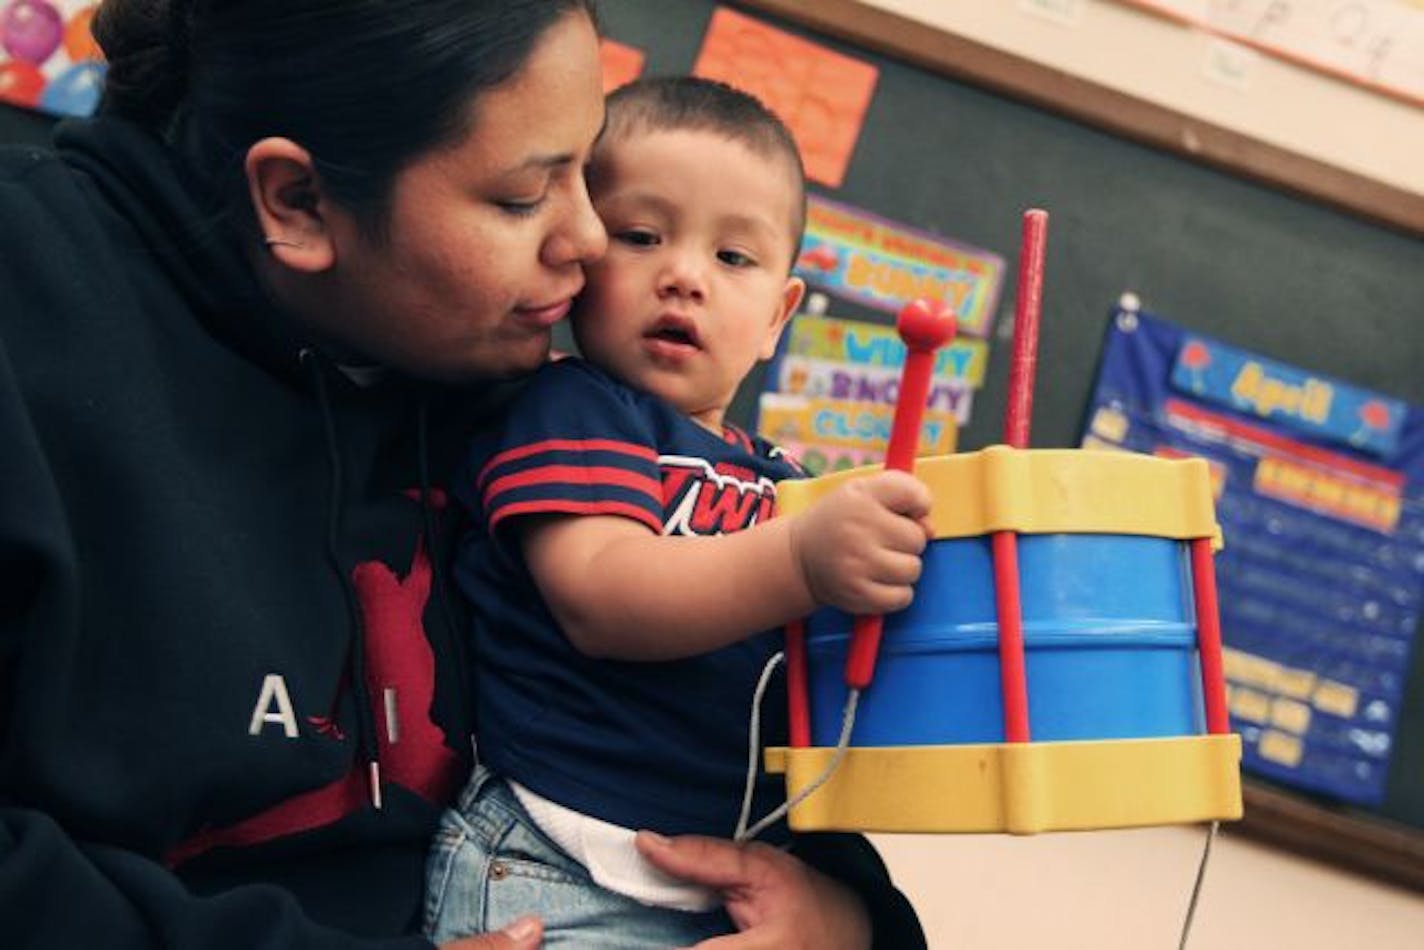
[48,115,464,814]
[53,115,311,384]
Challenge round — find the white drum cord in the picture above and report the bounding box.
[734,650,861,843]
[1177,820,1219,949]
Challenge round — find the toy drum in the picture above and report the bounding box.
[766,446,1243,834]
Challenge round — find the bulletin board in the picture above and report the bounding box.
[590,0,1424,885]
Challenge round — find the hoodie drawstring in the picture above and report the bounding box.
[303,349,384,810]
[416,397,476,759]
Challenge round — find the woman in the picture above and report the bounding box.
[0,2,925,948]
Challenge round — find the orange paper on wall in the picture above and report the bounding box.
[692,9,878,188]
[600,39,645,93]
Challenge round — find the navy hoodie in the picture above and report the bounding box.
[0,116,924,949]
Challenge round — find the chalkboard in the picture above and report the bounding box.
[593,0,1424,879]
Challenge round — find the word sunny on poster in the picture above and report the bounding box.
[795,194,1005,339]
[1082,304,1423,807]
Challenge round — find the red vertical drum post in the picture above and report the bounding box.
[994,209,1048,743]
[786,619,811,747]
[1190,537,1230,735]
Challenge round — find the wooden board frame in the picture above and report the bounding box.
[1236,783,1424,893]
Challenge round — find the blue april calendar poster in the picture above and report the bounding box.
[1082,305,1424,806]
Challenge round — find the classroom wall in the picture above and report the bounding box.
[858,0,1424,198]
[842,3,1424,946]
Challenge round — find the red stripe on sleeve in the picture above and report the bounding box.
[488,499,664,534]
[483,465,663,510]
[478,438,659,490]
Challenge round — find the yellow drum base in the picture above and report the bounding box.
[765,735,1242,834]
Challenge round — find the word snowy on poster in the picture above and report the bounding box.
[777,354,974,424]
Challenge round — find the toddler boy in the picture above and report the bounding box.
[427,77,931,947]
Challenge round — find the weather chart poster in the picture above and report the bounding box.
[757,312,983,475]
[1,2,104,117]
[1083,306,1424,806]
[756,194,1005,473]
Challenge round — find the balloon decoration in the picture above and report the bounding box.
[38,56,99,114]
[0,2,104,117]
[0,58,45,108]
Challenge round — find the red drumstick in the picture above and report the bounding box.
[844,299,957,690]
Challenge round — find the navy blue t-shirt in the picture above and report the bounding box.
[454,358,804,839]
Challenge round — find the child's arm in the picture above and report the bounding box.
[520,469,932,661]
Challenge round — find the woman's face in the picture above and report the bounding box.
[306,10,607,382]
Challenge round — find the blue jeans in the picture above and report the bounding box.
[424,766,735,948]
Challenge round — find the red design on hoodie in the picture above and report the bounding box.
[351,533,460,802]
[165,524,461,867]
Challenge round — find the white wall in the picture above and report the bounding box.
[857,0,1424,198]
[874,826,1424,948]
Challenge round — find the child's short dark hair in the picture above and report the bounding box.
[597,76,807,256]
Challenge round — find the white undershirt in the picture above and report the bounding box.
[509,781,721,912]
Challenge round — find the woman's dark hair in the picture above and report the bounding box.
[92,0,595,237]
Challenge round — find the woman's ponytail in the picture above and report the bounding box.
[91,0,193,132]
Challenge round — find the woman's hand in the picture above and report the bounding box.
[635,832,871,949]
[441,915,543,949]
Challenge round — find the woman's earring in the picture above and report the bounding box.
[264,236,307,249]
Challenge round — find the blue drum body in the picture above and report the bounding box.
[805,534,1205,747]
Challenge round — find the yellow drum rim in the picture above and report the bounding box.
[777,446,1222,545]
[765,734,1243,834]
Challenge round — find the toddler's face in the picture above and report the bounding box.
[572,129,804,433]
